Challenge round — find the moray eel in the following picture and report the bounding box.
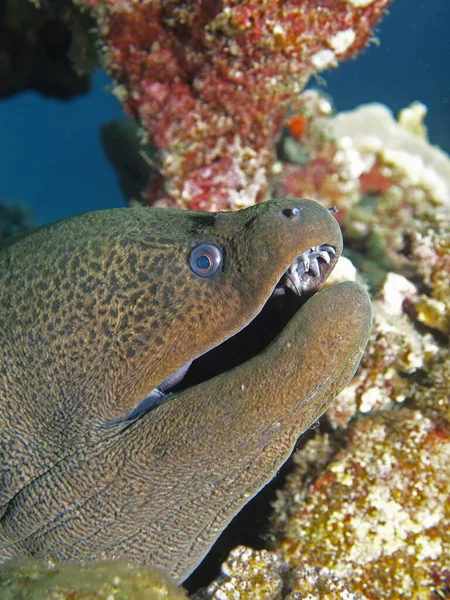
[0,198,371,583]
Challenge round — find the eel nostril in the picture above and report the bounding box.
[282,206,301,220]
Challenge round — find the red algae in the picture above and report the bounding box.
[76,0,391,210]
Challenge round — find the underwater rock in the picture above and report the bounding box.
[398,101,429,139]
[327,103,450,337]
[0,199,35,240]
[274,89,360,220]
[412,347,450,424]
[327,270,441,428]
[316,103,450,426]
[0,0,93,100]
[0,559,187,600]
[100,119,160,206]
[277,98,450,428]
[78,0,391,210]
[277,99,450,236]
[328,103,450,207]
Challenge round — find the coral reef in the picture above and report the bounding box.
[275,98,450,426]
[78,0,391,210]
[327,103,450,331]
[0,0,93,100]
[0,559,188,600]
[276,98,450,235]
[3,3,449,595]
[272,409,450,599]
[273,89,357,219]
[196,408,450,599]
[194,546,287,600]
[327,270,441,427]
[194,99,450,597]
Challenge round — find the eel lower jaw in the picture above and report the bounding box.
[119,241,338,424]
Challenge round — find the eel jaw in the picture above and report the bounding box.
[277,243,337,297]
[116,240,339,424]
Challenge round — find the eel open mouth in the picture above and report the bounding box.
[174,240,338,389]
[279,243,336,296]
[121,236,339,423]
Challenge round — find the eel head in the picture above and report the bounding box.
[0,198,371,583]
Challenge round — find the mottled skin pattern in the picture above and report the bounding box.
[0,198,371,583]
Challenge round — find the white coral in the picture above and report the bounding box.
[326,102,450,207]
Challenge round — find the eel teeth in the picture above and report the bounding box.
[301,251,310,271]
[318,250,331,263]
[309,257,320,277]
[287,268,302,295]
[320,244,336,255]
[281,243,336,295]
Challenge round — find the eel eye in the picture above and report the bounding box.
[189,243,223,278]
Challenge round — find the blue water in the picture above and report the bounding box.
[0,72,124,226]
[0,0,449,226]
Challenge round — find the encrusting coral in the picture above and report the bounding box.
[76,0,391,211]
[279,100,450,333]
[195,546,287,600]
[272,409,450,599]
[327,103,450,337]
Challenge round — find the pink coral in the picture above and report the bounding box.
[78,0,391,210]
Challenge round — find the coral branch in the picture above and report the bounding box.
[78,0,391,210]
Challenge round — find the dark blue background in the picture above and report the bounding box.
[1,0,449,225]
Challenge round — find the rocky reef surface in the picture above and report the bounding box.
[193,99,450,599]
[194,405,449,600]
